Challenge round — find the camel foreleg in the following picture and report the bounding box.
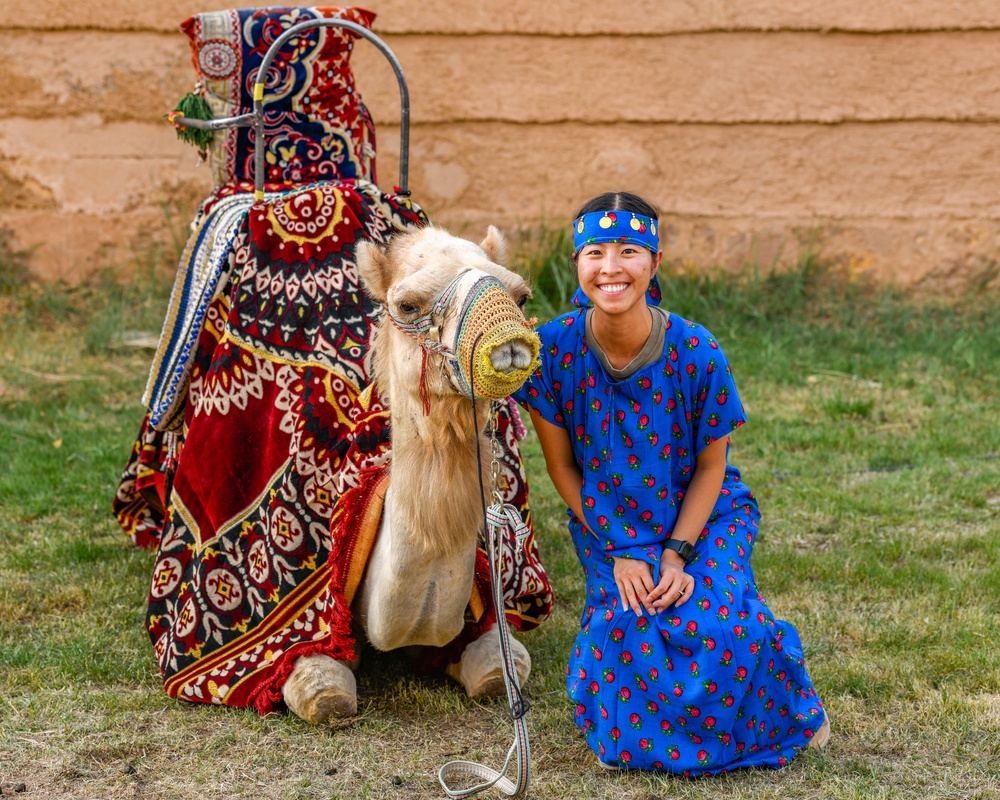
[283,654,359,723]
[445,625,531,698]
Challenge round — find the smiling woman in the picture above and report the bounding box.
[572,193,664,372]
[510,190,828,774]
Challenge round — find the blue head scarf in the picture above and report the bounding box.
[570,210,662,308]
[573,210,659,255]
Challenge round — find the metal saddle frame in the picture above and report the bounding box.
[173,17,411,199]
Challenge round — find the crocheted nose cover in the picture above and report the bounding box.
[453,276,541,400]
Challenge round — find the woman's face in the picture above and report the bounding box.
[575,242,662,318]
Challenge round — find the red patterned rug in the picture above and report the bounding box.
[114,180,552,713]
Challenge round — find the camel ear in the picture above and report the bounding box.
[356,240,392,301]
[479,225,508,266]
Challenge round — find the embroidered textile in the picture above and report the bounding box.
[181,6,376,187]
[143,191,258,431]
[114,182,552,712]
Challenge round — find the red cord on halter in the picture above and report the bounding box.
[384,311,455,416]
[418,347,432,415]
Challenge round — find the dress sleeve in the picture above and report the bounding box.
[687,327,748,454]
[599,537,663,568]
[510,320,572,429]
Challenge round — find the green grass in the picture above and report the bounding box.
[1,242,999,799]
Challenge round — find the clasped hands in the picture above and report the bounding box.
[613,552,695,616]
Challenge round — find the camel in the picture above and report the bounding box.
[282,225,542,724]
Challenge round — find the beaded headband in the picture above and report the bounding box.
[573,210,659,254]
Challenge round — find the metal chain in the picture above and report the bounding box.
[488,401,504,506]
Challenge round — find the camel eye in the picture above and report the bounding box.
[396,301,420,315]
[517,294,529,308]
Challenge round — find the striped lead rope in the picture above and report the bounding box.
[438,501,532,799]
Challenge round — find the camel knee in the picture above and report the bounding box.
[446,625,531,699]
[283,653,358,724]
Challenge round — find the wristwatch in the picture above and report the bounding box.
[664,538,695,564]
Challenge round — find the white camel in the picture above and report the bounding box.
[282,226,540,723]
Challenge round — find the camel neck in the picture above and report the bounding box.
[384,392,487,554]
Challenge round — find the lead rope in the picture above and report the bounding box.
[438,335,532,799]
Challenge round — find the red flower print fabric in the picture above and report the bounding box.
[513,309,825,774]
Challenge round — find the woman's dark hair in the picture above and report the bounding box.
[574,191,659,221]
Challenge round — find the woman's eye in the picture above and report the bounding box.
[397,302,420,315]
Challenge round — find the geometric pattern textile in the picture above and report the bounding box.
[143,191,260,432]
[181,6,377,187]
[114,182,553,713]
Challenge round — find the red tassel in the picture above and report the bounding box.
[418,348,431,415]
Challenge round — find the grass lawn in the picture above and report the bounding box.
[1,246,998,800]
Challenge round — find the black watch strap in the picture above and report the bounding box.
[664,538,695,563]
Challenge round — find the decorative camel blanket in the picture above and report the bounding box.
[114,181,553,713]
[142,184,305,432]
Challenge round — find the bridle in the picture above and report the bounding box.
[383,271,473,414]
[384,270,533,414]
[385,274,536,797]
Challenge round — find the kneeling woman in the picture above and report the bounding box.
[513,191,828,774]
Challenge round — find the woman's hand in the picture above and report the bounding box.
[646,552,695,611]
[612,557,657,616]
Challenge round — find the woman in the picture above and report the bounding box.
[513,191,828,774]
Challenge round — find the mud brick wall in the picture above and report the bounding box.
[3,1,1000,283]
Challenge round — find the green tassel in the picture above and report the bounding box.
[168,92,215,151]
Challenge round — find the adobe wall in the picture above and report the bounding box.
[3,1,1000,284]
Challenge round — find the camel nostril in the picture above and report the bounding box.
[489,343,514,373]
[513,352,531,370]
[489,339,534,374]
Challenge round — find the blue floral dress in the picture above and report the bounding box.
[512,306,825,774]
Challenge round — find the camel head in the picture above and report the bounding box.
[357,226,540,409]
